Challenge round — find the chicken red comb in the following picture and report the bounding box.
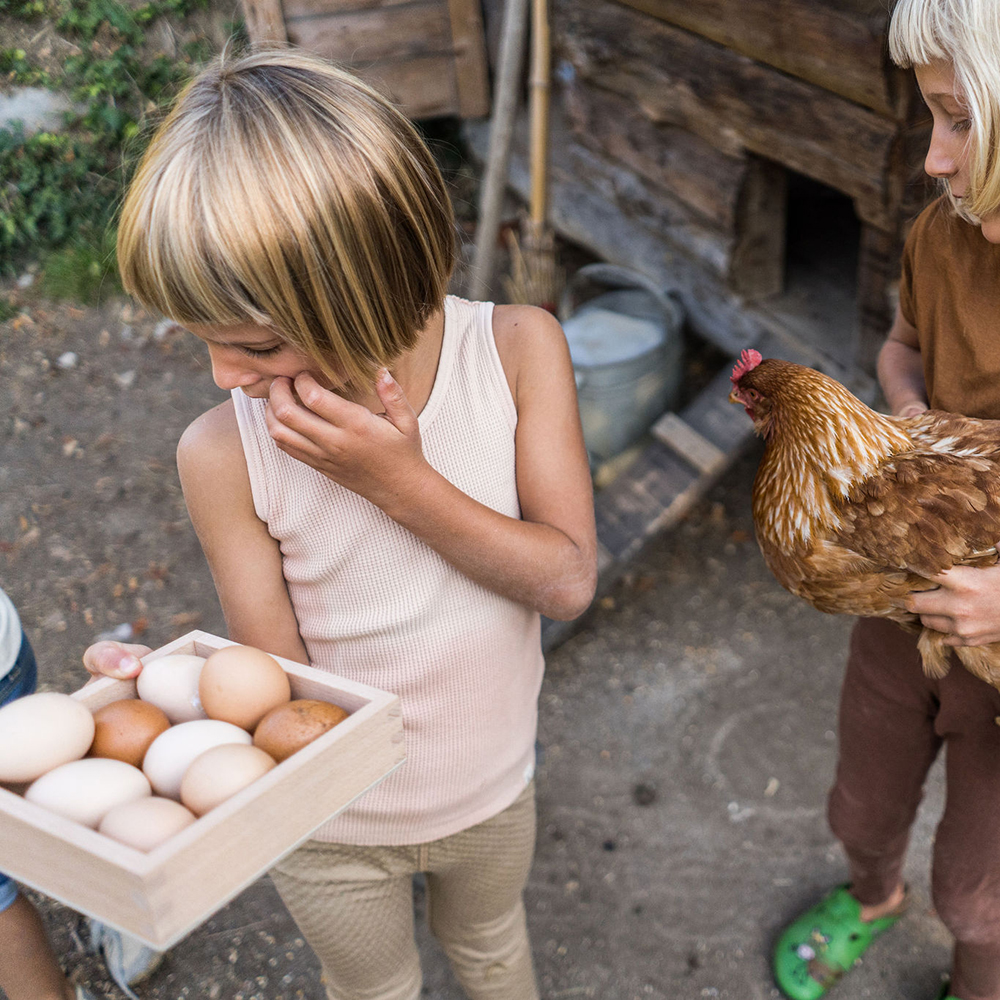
[730,349,763,384]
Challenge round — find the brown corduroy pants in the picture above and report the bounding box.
[828,618,1000,1000]
[269,782,539,1000]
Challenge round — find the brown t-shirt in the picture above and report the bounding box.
[899,195,1000,419]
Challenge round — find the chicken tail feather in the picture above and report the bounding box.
[918,630,953,679]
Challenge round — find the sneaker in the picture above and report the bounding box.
[87,918,164,999]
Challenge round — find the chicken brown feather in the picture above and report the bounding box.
[729,349,1000,688]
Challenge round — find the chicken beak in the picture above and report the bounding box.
[728,390,740,405]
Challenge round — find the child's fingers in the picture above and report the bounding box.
[285,373,361,426]
[374,369,418,434]
[82,641,151,679]
[266,409,325,460]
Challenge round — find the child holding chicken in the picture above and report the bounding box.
[773,2,1000,999]
[83,46,596,1000]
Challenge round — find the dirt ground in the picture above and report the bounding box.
[2,287,956,1000]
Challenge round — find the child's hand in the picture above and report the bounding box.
[83,641,151,679]
[895,401,929,419]
[266,368,429,509]
[907,562,1000,646]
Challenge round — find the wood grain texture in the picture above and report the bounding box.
[615,0,905,117]
[563,81,747,230]
[446,0,490,117]
[284,3,453,63]
[240,0,287,42]
[555,0,902,229]
[255,0,489,120]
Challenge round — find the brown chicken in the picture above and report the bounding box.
[729,348,1000,688]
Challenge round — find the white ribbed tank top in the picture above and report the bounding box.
[232,296,543,845]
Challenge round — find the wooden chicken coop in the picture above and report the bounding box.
[471,0,933,384]
[238,0,936,625]
[240,0,491,120]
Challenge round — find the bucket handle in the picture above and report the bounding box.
[557,262,682,326]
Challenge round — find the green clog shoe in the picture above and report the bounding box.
[773,884,905,1000]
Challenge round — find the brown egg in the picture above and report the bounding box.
[253,699,349,762]
[89,699,171,768]
[198,645,291,731]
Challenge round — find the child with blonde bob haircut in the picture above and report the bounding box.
[772,2,1000,1000]
[88,46,597,1000]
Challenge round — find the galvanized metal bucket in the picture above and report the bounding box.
[559,264,684,462]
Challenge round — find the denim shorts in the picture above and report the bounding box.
[0,631,37,912]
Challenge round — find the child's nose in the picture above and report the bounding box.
[208,346,259,391]
[924,130,961,180]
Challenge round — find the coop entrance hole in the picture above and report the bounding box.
[749,166,862,370]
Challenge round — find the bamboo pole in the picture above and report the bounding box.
[468,0,530,301]
[503,0,560,311]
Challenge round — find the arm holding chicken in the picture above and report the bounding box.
[876,307,1000,648]
[877,306,929,419]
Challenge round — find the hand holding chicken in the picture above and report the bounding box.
[730,348,1000,688]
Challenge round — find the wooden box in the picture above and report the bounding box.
[0,630,405,948]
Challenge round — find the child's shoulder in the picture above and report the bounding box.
[490,302,568,361]
[488,302,574,404]
[177,398,243,474]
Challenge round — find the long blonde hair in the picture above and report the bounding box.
[117,47,456,388]
[890,0,1000,222]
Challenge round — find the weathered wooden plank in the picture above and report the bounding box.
[535,109,736,281]
[563,81,747,230]
[595,443,701,562]
[681,367,761,455]
[446,0,490,118]
[282,0,432,19]
[651,412,728,476]
[555,0,902,229]
[285,4,453,64]
[354,54,460,117]
[615,0,905,119]
[240,0,287,43]
[730,155,787,299]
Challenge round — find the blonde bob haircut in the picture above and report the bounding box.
[890,0,1000,222]
[117,47,456,389]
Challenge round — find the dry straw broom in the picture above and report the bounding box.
[502,0,562,311]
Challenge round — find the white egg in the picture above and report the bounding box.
[136,654,208,723]
[99,796,197,851]
[0,692,95,783]
[25,758,151,828]
[142,719,252,800]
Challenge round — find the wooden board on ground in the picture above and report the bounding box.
[0,631,405,949]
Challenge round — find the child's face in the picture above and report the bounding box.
[915,60,1000,242]
[186,322,332,398]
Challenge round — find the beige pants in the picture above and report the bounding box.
[269,783,539,1000]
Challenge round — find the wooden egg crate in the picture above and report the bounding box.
[0,630,405,948]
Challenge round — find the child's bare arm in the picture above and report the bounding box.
[82,406,308,678]
[266,307,597,620]
[175,402,310,663]
[877,306,928,417]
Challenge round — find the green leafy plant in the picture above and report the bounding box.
[0,0,226,300]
